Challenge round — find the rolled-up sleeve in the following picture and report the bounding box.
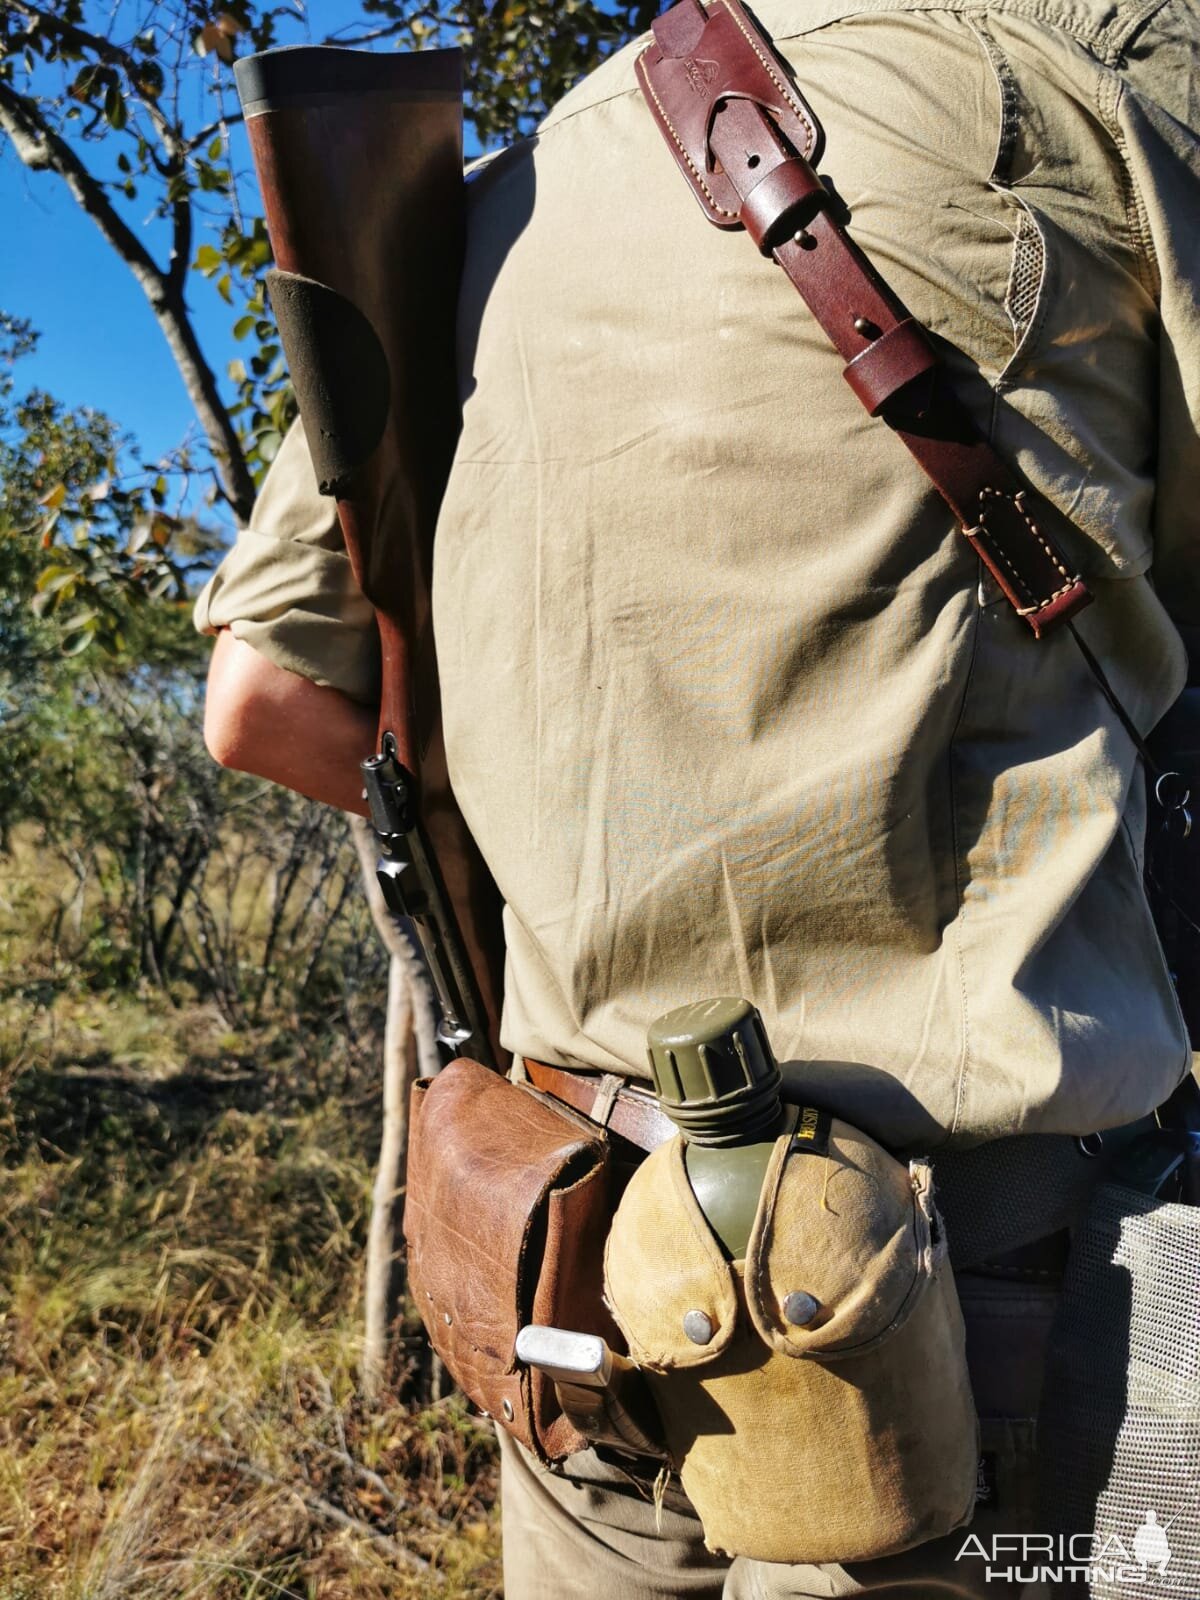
[193,419,380,704]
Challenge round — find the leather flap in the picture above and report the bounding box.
[605,1117,944,1372]
[635,0,823,229]
[404,1058,606,1409]
[604,1137,740,1370]
[745,1129,941,1360]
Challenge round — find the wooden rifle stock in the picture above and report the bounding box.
[235,46,504,1067]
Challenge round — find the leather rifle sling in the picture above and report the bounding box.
[636,0,1090,640]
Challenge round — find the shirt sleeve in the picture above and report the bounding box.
[193,418,381,704]
[1118,2,1200,625]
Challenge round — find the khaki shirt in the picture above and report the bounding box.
[197,0,1200,1151]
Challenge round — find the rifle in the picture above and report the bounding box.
[234,46,505,1067]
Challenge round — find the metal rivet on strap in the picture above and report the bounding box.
[443,1311,453,1326]
[782,1291,820,1327]
[683,1309,715,1345]
[502,1398,515,1422]
[853,316,880,338]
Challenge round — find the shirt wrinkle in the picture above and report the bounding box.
[196,0,1197,1149]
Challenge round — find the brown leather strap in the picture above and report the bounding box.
[523,1059,676,1152]
[636,0,1091,639]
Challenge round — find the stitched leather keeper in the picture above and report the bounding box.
[741,155,827,253]
[403,1056,621,1463]
[843,318,936,415]
[963,485,1087,638]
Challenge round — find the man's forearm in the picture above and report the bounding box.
[204,629,377,816]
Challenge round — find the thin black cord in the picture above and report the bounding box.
[1067,619,1163,779]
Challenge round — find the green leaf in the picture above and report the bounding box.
[104,85,127,130]
[232,315,255,342]
[61,607,100,633]
[69,65,98,101]
[117,152,131,173]
[216,274,233,305]
[197,162,229,194]
[227,358,247,385]
[35,566,76,595]
[208,135,223,160]
[256,429,282,464]
[194,244,222,273]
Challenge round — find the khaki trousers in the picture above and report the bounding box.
[499,1275,1058,1599]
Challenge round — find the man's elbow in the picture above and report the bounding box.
[203,694,247,771]
[203,630,275,774]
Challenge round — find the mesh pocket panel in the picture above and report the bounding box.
[1005,209,1044,346]
[1039,1185,1200,1595]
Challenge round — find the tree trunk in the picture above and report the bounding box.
[349,813,441,1400]
[361,949,414,1404]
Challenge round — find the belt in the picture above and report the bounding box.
[522,1059,675,1152]
[521,1059,1124,1270]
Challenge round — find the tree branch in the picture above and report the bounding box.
[0,80,256,523]
[187,111,244,152]
[0,81,160,278]
[6,0,184,160]
[166,157,192,297]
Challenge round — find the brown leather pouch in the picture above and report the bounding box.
[403,1056,618,1461]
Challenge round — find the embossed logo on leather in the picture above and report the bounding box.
[682,56,719,94]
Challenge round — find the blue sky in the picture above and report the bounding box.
[1,145,238,476]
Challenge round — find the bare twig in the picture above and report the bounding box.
[194,1449,438,1578]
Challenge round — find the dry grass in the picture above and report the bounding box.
[0,990,501,1600]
